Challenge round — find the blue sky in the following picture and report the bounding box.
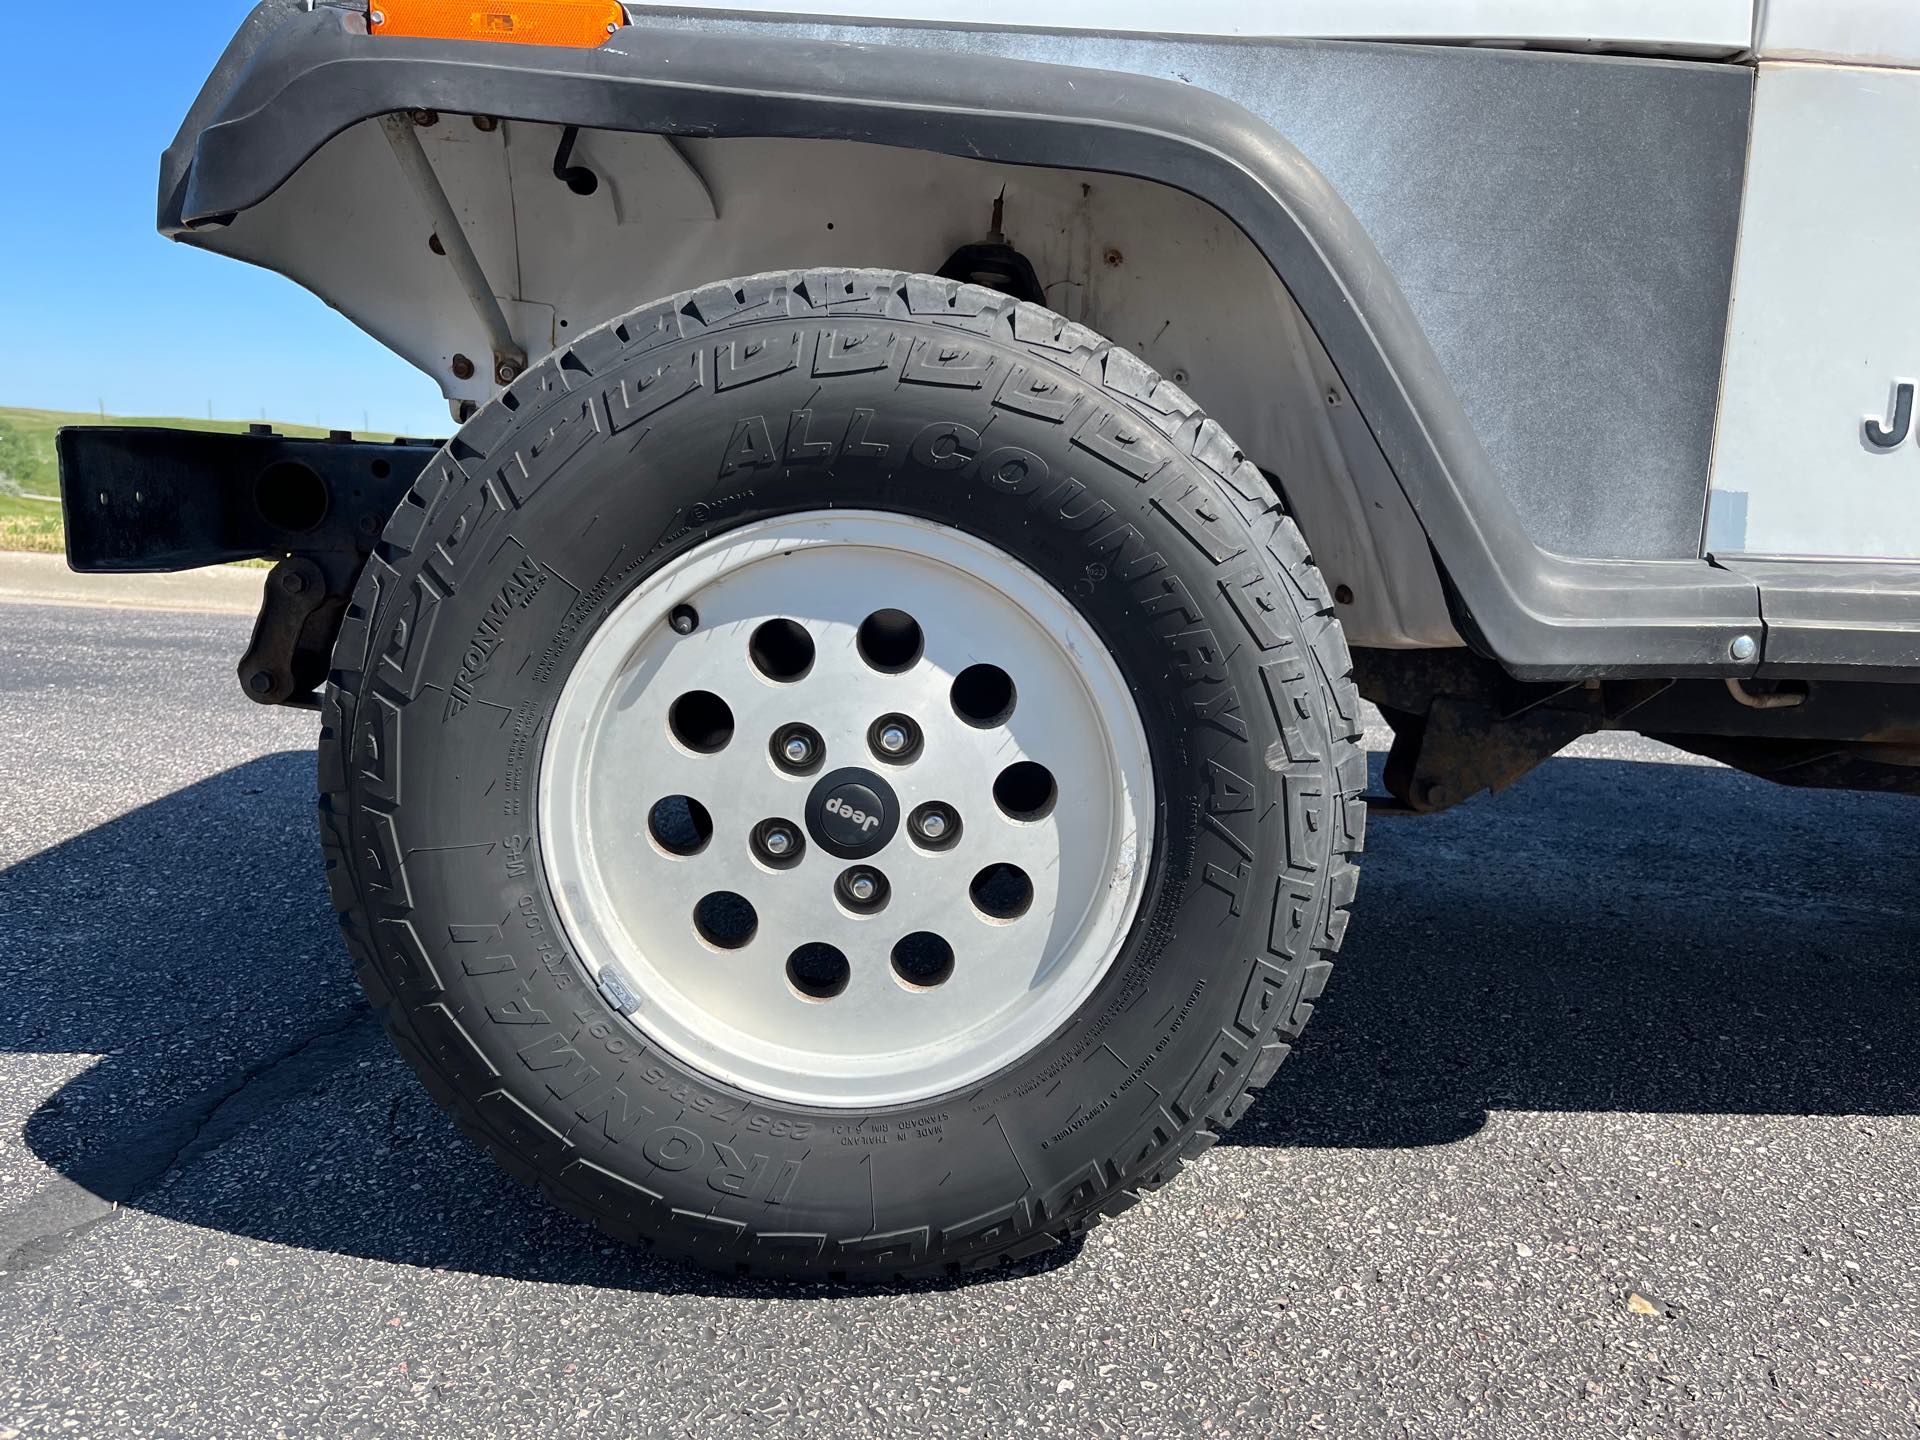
[0,5,450,436]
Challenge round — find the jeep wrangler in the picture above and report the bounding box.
[58,0,1920,1279]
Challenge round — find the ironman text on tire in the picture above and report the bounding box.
[319,270,1366,1279]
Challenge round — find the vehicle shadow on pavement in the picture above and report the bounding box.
[1227,746,1920,1152]
[2,747,1915,1293]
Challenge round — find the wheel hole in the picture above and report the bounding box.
[970,863,1033,921]
[891,933,955,989]
[993,761,1057,822]
[669,690,734,753]
[787,943,850,1000]
[694,892,758,950]
[952,664,1016,727]
[857,609,924,673]
[749,618,815,682]
[648,795,712,856]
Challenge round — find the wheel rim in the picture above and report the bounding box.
[540,511,1155,1108]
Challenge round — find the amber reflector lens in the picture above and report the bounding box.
[369,1,625,47]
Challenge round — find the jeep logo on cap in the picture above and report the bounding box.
[825,795,881,833]
[807,768,900,859]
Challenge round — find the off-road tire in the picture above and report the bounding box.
[318,269,1366,1279]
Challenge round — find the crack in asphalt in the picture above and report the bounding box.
[0,1006,378,1284]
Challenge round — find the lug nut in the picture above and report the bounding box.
[837,867,890,912]
[771,724,825,775]
[909,803,961,851]
[752,818,804,868]
[868,713,922,764]
[910,806,967,852]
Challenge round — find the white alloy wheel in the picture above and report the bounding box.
[540,511,1155,1107]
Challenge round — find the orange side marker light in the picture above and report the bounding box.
[369,1,626,48]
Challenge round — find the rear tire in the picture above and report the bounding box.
[318,269,1366,1279]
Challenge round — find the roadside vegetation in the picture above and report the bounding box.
[0,407,425,557]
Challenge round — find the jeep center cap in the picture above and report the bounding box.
[806,767,900,860]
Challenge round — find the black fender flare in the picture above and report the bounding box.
[161,3,1762,680]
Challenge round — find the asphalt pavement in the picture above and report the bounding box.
[1,598,1916,1438]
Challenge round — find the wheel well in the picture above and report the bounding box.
[191,122,1458,649]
